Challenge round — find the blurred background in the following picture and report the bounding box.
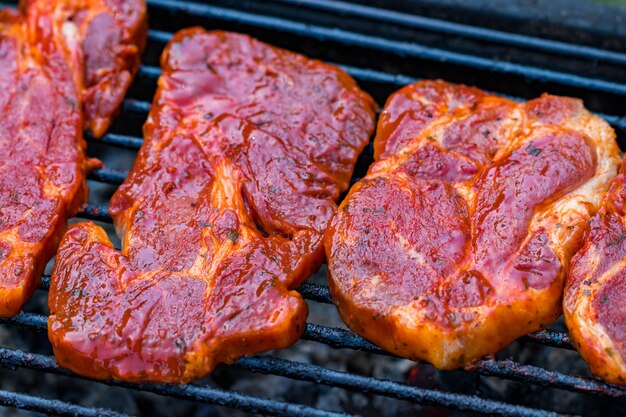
[598,0,626,6]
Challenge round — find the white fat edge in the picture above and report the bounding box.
[7,17,36,71]
[188,162,255,288]
[566,110,625,369]
[390,299,481,353]
[573,257,626,372]
[352,273,384,299]
[378,95,523,179]
[395,232,431,269]
[490,106,527,161]
[577,312,626,373]
[525,111,621,266]
[118,268,164,291]
[61,21,80,54]
[444,102,526,202]
[390,91,508,160]
[59,10,85,92]
[376,112,460,173]
[39,163,81,200]
[0,229,40,251]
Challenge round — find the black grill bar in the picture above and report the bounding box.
[524,330,574,350]
[296,282,335,304]
[141,53,417,87]
[0,347,354,417]
[129,62,626,134]
[235,356,564,417]
[3,311,624,404]
[300,325,609,400]
[86,132,144,150]
[0,312,47,330]
[87,167,128,185]
[75,203,112,223]
[122,99,152,115]
[0,343,569,417]
[145,0,626,97]
[471,359,626,399]
[272,0,626,66]
[0,388,133,417]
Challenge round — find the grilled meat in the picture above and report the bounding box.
[48,28,377,383]
[24,0,147,137]
[0,0,146,316]
[566,158,626,385]
[324,80,620,369]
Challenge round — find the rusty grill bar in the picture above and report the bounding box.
[1,0,626,415]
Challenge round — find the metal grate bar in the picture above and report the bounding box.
[137,57,418,90]
[0,388,134,417]
[296,282,335,304]
[524,330,573,350]
[145,0,626,97]
[87,167,128,185]
[271,0,626,66]
[235,356,564,417]
[132,63,626,134]
[0,347,354,417]
[3,312,624,402]
[0,347,567,417]
[0,0,626,103]
[300,322,583,396]
[88,132,144,150]
[122,99,153,114]
[471,359,626,399]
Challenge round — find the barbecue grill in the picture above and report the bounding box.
[1,0,626,415]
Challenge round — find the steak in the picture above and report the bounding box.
[566,157,626,385]
[325,80,620,369]
[0,0,146,316]
[48,29,376,382]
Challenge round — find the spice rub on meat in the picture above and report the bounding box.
[48,29,377,383]
[324,80,620,369]
[566,158,626,386]
[0,0,146,316]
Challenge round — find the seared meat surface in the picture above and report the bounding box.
[566,158,626,385]
[325,80,620,369]
[48,29,376,383]
[0,0,146,316]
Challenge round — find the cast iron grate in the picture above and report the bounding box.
[2,0,626,415]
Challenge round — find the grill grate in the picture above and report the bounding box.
[2,0,626,416]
